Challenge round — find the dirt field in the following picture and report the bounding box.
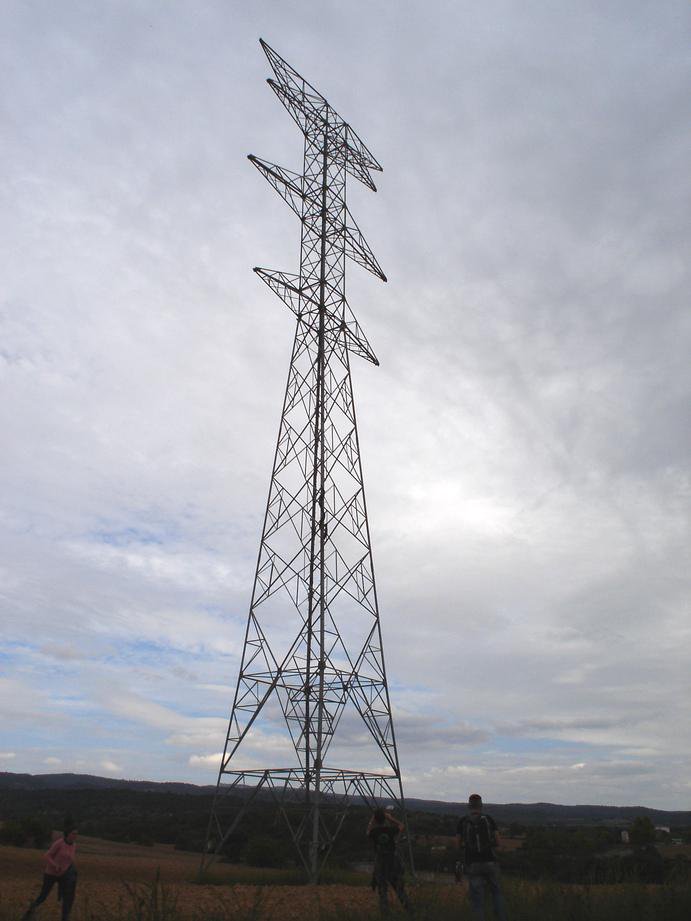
[0,837,446,920]
[660,843,691,860]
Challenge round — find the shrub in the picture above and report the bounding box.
[243,834,286,868]
[0,816,50,847]
[0,819,26,846]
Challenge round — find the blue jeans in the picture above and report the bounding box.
[466,862,507,920]
[24,867,77,921]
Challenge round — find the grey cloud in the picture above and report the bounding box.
[494,717,638,737]
[1,0,689,808]
[393,713,491,748]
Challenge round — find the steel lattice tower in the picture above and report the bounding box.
[202,40,409,882]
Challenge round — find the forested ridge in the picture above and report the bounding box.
[2,772,690,884]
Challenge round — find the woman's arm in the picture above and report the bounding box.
[45,838,62,859]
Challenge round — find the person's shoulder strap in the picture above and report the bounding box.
[481,814,497,844]
[461,814,475,843]
[484,814,498,833]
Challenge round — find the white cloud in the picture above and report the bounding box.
[189,753,222,768]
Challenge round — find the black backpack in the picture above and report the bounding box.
[462,814,495,858]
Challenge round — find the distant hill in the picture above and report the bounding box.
[405,796,691,827]
[2,772,690,827]
[0,772,215,795]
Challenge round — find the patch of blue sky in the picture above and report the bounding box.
[5,725,75,751]
[87,737,150,756]
[388,680,432,694]
[49,694,99,710]
[117,638,171,657]
[87,501,238,549]
[245,721,290,739]
[3,649,79,686]
[90,503,205,544]
[39,705,104,736]
[490,735,598,755]
[111,639,216,669]
[88,712,164,739]
[114,639,184,662]
[89,525,167,546]
[200,602,239,618]
[0,640,33,661]
[193,685,236,705]
[105,611,235,661]
[31,658,82,680]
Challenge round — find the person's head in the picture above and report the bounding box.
[63,822,78,843]
[373,807,386,825]
[468,793,483,814]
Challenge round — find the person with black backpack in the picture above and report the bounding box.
[456,794,508,920]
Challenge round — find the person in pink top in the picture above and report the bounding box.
[23,822,78,921]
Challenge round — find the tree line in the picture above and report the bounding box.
[2,787,690,884]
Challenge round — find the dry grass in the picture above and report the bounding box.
[3,839,690,921]
[0,838,384,921]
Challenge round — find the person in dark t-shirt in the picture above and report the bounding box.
[367,808,410,915]
[456,794,508,920]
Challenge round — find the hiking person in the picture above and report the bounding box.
[23,822,78,921]
[456,794,507,921]
[367,807,410,915]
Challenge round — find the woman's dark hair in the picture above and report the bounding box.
[373,807,386,823]
[63,816,77,837]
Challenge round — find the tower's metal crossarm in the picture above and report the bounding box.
[202,40,410,883]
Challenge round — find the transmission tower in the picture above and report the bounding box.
[202,39,410,883]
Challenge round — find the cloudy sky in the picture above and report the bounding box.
[2,1,689,810]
